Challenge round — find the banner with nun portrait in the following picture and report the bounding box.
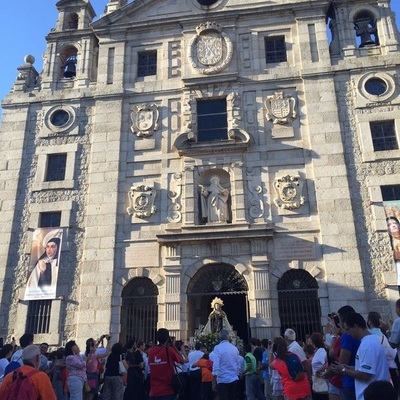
[383,201,400,285]
[24,228,63,300]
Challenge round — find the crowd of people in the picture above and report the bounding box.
[2,301,400,400]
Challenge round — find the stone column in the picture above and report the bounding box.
[162,246,184,339]
[249,239,273,339]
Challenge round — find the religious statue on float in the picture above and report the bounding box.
[201,297,234,335]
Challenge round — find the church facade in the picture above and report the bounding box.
[1,0,400,346]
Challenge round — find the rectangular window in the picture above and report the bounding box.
[381,185,400,201]
[370,120,398,151]
[137,51,157,77]
[45,154,67,182]
[265,36,287,64]
[197,99,228,142]
[39,212,61,228]
[26,300,52,334]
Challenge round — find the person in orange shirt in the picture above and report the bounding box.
[0,344,56,399]
[195,353,214,400]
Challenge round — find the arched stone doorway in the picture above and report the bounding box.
[277,269,321,341]
[187,263,249,341]
[120,277,158,345]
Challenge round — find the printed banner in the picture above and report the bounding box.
[24,228,63,300]
[383,201,400,285]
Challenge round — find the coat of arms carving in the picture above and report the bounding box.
[273,175,305,210]
[188,21,233,75]
[265,92,296,125]
[130,104,159,137]
[127,184,157,218]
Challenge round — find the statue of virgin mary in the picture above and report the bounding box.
[201,297,235,337]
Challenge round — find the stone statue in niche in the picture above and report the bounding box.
[273,175,305,210]
[130,103,159,137]
[265,91,296,125]
[127,184,157,218]
[199,176,230,223]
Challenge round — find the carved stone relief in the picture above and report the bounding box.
[188,21,233,75]
[273,175,305,210]
[130,103,159,137]
[246,168,265,219]
[265,91,296,125]
[167,173,183,223]
[127,184,157,218]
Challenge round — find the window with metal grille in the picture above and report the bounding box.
[120,278,158,344]
[277,269,321,342]
[39,212,61,228]
[45,154,67,182]
[381,185,400,201]
[370,120,398,151]
[26,300,52,334]
[137,51,157,77]
[197,99,228,142]
[265,36,287,64]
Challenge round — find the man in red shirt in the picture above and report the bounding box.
[148,328,188,400]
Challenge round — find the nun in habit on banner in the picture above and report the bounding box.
[384,201,400,285]
[24,228,63,300]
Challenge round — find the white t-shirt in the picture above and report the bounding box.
[10,349,23,365]
[311,347,327,375]
[287,341,307,362]
[354,334,390,400]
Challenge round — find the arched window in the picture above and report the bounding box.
[354,11,379,48]
[277,269,321,341]
[120,277,158,345]
[59,46,78,79]
[65,13,79,30]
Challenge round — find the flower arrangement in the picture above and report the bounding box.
[196,333,219,352]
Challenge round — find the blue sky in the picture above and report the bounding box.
[0,0,399,119]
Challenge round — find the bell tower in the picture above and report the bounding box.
[41,0,98,89]
[327,0,400,58]
[105,0,128,14]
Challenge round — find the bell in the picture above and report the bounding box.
[63,56,77,78]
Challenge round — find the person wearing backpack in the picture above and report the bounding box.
[0,344,56,399]
[269,337,311,400]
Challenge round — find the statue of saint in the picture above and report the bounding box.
[201,297,234,336]
[200,176,230,223]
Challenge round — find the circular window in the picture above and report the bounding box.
[50,110,70,127]
[358,73,395,102]
[364,78,387,96]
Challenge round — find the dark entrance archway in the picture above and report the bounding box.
[187,263,249,342]
[120,277,158,345]
[277,269,322,342]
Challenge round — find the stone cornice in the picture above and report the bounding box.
[156,224,274,245]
